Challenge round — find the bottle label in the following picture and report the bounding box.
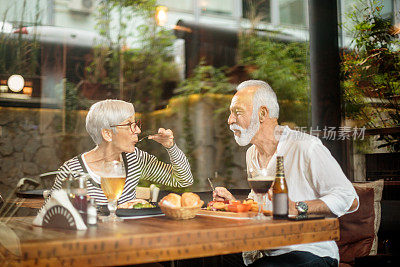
[273,193,288,215]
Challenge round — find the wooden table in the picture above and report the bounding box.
[0,215,339,266]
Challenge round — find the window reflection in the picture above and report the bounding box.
[0,0,397,199]
[279,0,306,27]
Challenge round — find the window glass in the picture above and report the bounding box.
[279,0,306,27]
[157,0,193,12]
[379,0,393,20]
[199,0,234,16]
[0,0,312,202]
[242,0,271,23]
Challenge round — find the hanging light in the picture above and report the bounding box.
[7,74,24,92]
[155,6,168,26]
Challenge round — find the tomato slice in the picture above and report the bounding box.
[227,203,251,213]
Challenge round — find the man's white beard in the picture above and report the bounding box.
[230,113,260,146]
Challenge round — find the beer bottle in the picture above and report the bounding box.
[272,156,288,219]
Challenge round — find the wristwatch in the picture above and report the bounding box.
[295,201,308,215]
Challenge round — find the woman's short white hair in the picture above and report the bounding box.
[86,99,135,145]
[237,80,279,119]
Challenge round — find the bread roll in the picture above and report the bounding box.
[159,193,181,208]
[181,192,201,207]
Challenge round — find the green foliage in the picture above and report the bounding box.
[108,0,156,11]
[0,7,41,77]
[174,60,234,96]
[341,0,400,151]
[182,97,197,186]
[173,61,234,187]
[239,35,310,103]
[123,27,179,112]
[216,110,236,188]
[88,0,179,112]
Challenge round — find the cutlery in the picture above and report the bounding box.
[207,177,215,192]
[137,133,154,143]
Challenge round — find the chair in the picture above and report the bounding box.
[336,180,384,266]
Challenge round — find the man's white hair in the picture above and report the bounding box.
[237,80,279,119]
[86,99,135,145]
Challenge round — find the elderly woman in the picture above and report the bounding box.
[49,99,193,205]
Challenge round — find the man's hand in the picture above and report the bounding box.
[213,187,236,202]
[289,198,297,215]
[148,128,174,148]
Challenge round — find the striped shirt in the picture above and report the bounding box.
[49,144,193,205]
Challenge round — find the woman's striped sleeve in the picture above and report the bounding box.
[140,144,194,187]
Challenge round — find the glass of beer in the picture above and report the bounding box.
[247,169,274,220]
[101,161,126,222]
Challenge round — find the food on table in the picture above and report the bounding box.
[227,203,252,213]
[243,198,254,204]
[207,199,258,213]
[159,192,203,220]
[207,201,225,211]
[159,193,182,208]
[243,198,259,212]
[131,203,156,209]
[181,192,201,207]
[118,199,153,209]
[159,192,202,208]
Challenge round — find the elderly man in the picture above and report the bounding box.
[214,80,359,266]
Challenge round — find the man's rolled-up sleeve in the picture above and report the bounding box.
[307,142,359,217]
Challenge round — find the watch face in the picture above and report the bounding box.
[296,202,308,214]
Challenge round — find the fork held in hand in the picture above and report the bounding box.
[137,134,153,143]
[207,178,215,192]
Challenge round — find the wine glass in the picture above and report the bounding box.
[247,168,274,220]
[100,161,126,222]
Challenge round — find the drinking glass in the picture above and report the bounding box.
[100,161,126,222]
[247,168,274,220]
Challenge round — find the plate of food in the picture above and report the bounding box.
[199,199,271,218]
[99,199,163,217]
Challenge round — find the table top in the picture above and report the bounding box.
[0,215,339,266]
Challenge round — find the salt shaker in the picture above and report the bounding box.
[87,198,97,226]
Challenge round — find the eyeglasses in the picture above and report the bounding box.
[111,119,141,133]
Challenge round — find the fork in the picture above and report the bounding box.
[137,132,168,143]
[137,134,153,143]
[207,178,215,192]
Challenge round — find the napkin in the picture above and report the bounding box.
[33,189,87,230]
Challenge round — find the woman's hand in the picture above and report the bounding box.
[148,128,174,148]
[213,187,236,202]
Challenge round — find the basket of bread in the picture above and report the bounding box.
[159,192,204,220]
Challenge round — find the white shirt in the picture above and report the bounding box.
[243,125,359,264]
[81,152,102,183]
